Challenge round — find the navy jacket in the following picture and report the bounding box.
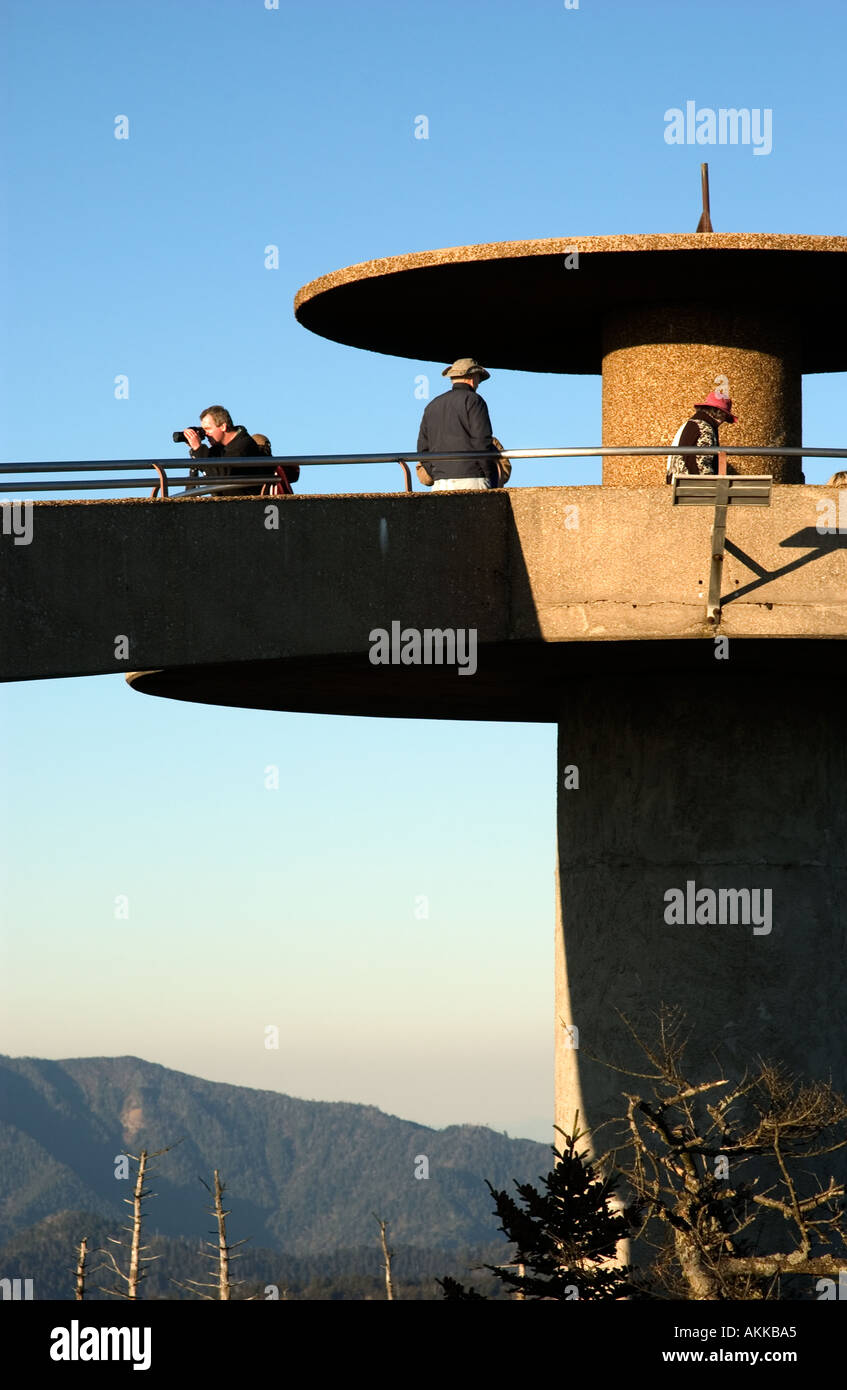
[417,384,498,485]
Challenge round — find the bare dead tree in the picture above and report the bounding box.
[373,1214,395,1300]
[73,1237,88,1301]
[171,1170,252,1301]
[98,1145,175,1300]
[600,1007,847,1300]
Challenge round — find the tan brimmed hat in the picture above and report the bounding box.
[442,358,490,381]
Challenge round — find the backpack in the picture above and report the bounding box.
[271,464,299,495]
[251,433,299,495]
[491,436,512,486]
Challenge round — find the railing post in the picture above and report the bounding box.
[149,463,169,499]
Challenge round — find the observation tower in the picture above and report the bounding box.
[287,217,847,1142]
[12,191,839,1146]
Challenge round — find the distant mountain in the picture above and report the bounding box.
[0,1056,550,1261]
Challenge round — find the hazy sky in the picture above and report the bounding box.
[1,0,844,1142]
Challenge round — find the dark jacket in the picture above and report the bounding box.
[191,425,277,490]
[417,384,498,485]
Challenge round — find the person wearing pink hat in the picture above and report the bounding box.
[666,390,738,482]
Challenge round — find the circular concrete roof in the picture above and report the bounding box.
[127,638,847,722]
[294,233,847,374]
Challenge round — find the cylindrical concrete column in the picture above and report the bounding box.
[554,671,846,1148]
[601,304,803,486]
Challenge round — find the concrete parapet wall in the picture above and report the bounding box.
[2,486,846,688]
[510,485,847,639]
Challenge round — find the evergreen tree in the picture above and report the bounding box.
[439,1124,645,1300]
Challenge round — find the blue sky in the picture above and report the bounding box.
[1,0,844,1141]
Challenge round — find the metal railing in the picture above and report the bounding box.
[0,446,845,499]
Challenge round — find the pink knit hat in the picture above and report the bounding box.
[695,391,738,423]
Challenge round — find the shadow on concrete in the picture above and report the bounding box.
[720,528,847,607]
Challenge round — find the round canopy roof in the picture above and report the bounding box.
[294,233,847,375]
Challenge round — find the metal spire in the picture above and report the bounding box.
[696,163,713,232]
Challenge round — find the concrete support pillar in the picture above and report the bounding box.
[554,672,846,1148]
[601,304,803,486]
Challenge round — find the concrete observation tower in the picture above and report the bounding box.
[127,212,847,1147]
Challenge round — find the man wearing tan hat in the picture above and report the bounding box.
[416,358,499,491]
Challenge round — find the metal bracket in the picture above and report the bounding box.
[671,469,773,625]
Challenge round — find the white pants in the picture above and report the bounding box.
[431,477,490,492]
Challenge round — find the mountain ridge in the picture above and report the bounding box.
[0,1054,551,1256]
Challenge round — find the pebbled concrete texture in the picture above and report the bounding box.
[601,304,802,484]
[294,233,847,374]
[295,234,845,494]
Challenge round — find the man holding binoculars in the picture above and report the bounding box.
[179,405,276,496]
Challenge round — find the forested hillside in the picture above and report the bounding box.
[0,1054,549,1293]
